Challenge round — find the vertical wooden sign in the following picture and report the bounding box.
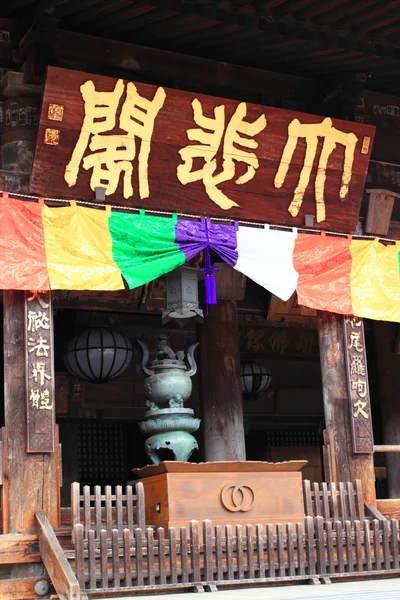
[25,291,55,453]
[343,316,374,454]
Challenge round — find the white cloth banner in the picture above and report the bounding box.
[234,225,298,301]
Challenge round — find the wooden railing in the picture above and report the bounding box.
[71,481,145,539]
[36,510,86,600]
[303,479,365,522]
[73,516,400,593]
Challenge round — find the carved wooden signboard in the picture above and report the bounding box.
[31,67,375,233]
[25,290,55,453]
[343,316,374,454]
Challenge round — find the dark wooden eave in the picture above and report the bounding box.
[2,0,400,95]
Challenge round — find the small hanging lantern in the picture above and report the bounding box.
[162,266,204,325]
[64,327,133,382]
[240,360,272,400]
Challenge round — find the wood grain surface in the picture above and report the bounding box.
[31,66,375,233]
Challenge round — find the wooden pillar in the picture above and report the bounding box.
[198,299,246,462]
[3,290,60,533]
[318,311,376,505]
[373,321,400,498]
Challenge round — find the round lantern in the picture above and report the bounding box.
[64,327,133,382]
[240,361,272,400]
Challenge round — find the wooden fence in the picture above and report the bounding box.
[71,482,145,540]
[303,479,365,522]
[73,516,400,593]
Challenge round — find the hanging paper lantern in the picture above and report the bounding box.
[240,361,272,400]
[64,327,133,382]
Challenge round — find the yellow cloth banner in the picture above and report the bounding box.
[42,202,124,290]
[350,239,400,322]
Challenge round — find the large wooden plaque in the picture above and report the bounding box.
[343,316,374,454]
[31,67,375,233]
[25,291,55,453]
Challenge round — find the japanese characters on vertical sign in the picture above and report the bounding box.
[343,316,374,454]
[25,290,55,453]
[31,67,375,234]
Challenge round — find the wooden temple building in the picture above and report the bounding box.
[1,1,400,598]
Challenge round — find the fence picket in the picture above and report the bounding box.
[277,523,285,577]
[338,483,347,523]
[226,524,234,581]
[237,524,245,579]
[315,516,326,574]
[364,520,372,571]
[267,523,275,578]
[287,522,295,577]
[135,528,144,586]
[374,520,382,571]
[246,524,255,579]
[147,528,155,585]
[158,527,167,584]
[303,480,313,516]
[391,519,399,570]
[335,521,345,573]
[345,521,353,572]
[383,520,391,571]
[123,528,132,587]
[204,520,214,582]
[347,482,356,522]
[321,482,330,520]
[112,528,120,588]
[313,483,322,517]
[83,486,91,538]
[215,525,224,581]
[181,526,189,583]
[190,521,200,582]
[325,520,334,574]
[256,524,265,578]
[88,529,96,589]
[105,486,112,538]
[305,517,315,575]
[100,528,108,589]
[75,524,85,590]
[354,520,363,572]
[126,486,133,535]
[355,480,365,521]
[115,486,123,536]
[296,522,305,575]
[329,483,339,523]
[169,527,178,583]
[95,486,101,537]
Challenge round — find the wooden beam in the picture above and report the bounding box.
[374,445,400,452]
[317,312,376,505]
[0,577,50,600]
[377,498,400,520]
[35,510,84,600]
[365,189,398,235]
[0,534,40,564]
[3,291,60,533]
[198,300,246,461]
[19,22,316,106]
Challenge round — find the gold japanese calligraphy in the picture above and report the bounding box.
[25,290,55,453]
[64,79,166,200]
[343,316,373,453]
[274,117,358,223]
[177,99,266,210]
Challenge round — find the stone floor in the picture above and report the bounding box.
[108,577,400,599]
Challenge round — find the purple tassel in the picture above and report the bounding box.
[198,219,219,315]
[204,272,217,306]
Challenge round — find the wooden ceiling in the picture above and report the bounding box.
[2,0,400,95]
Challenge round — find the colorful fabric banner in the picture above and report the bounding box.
[0,196,49,290]
[1,195,400,323]
[234,225,298,302]
[42,202,124,290]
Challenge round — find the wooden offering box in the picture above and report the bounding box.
[133,460,307,533]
